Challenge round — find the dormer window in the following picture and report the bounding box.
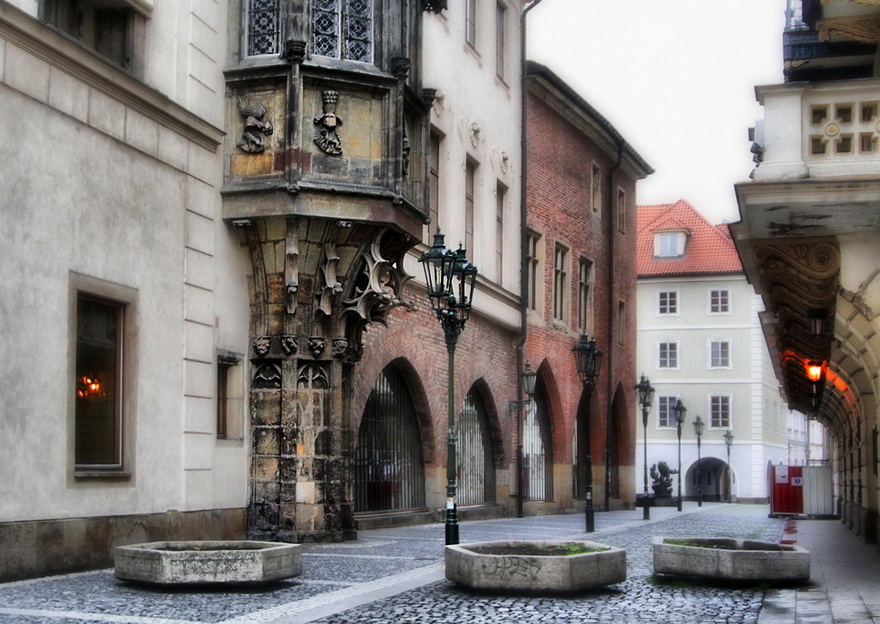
[654,231,687,258]
[313,0,374,63]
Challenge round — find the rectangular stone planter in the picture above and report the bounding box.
[114,540,301,585]
[446,540,626,593]
[652,536,810,582]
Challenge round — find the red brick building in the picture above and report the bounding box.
[523,62,653,512]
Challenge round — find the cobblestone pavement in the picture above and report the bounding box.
[0,503,784,624]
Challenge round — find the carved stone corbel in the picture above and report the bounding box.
[308,337,326,357]
[253,336,272,357]
[316,242,343,316]
[331,338,349,359]
[283,39,307,64]
[342,228,413,325]
[281,336,298,355]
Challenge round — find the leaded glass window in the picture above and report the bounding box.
[247,0,280,57]
[313,0,374,63]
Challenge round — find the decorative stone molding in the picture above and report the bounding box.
[469,122,481,148]
[316,243,343,317]
[282,39,307,64]
[237,98,274,153]
[500,151,510,173]
[308,337,326,358]
[298,363,328,389]
[818,16,880,44]
[253,336,272,357]
[285,222,299,316]
[314,90,343,155]
[390,57,411,80]
[331,338,349,359]
[281,336,298,355]
[342,229,412,325]
[253,361,282,389]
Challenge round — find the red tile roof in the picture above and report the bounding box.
[637,200,742,277]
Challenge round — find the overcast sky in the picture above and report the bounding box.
[527,0,786,225]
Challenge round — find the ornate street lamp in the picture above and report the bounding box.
[573,335,602,533]
[419,231,477,546]
[724,428,734,503]
[636,375,655,520]
[693,415,705,507]
[510,363,537,518]
[673,398,687,512]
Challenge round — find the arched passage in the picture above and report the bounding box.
[457,383,497,506]
[685,456,729,502]
[354,364,427,513]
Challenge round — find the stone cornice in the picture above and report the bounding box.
[0,1,223,152]
[817,15,880,44]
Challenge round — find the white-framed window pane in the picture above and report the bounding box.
[710,289,730,313]
[578,257,593,331]
[526,233,539,310]
[710,395,731,428]
[247,0,281,56]
[658,395,678,428]
[313,0,373,63]
[465,0,476,46]
[710,340,730,368]
[659,342,678,368]
[659,291,677,314]
[553,244,568,321]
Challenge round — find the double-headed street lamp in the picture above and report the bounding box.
[573,335,602,533]
[724,428,734,503]
[693,415,705,507]
[635,375,655,520]
[420,231,477,546]
[673,398,687,512]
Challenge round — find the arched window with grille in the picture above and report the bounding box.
[523,387,553,501]
[457,389,496,506]
[354,366,425,512]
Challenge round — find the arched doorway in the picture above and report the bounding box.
[523,384,553,501]
[457,388,496,506]
[354,366,426,513]
[685,457,728,501]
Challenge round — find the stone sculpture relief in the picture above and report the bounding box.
[238,98,274,153]
[314,90,343,155]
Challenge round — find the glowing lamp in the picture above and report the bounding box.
[806,361,823,383]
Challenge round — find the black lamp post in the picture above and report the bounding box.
[513,363,538,518]
[636,375,655,520]
[693,415,705,507]
[573,335,602,533]
[420,231,477,546]
[724,428,734,503]
[673,398,687,512]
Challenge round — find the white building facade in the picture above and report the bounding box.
[636,201,789,504]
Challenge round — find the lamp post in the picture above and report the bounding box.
[635,375,655,520]
[673,398,687,512]
[724,428,734,503]
[693,415,704,507]
[573,335,602,533]
[512,364,538,518]
[419,231,477,546]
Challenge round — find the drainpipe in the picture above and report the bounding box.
[515,0,543,518]
[605,140,624,511]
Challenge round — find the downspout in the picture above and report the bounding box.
[516,0,543,518]
[605,140,624,511]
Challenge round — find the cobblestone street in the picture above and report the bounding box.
[0,503,796,624]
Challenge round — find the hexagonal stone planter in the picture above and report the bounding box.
[446,540,626,593]
[114,540,302,586]
[652,537,810,582]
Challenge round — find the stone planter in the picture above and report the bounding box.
[652,537,810,582]
[446,540,626,592]
[114,540,302,586]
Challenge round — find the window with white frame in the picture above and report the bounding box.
[709,289,730,313]
[658,396,678,428]
[658,341,678,369]
[710,340,731,368]
[465,0,476,47]
[553,244,569,322]
[495,2,506,80]
[654,231,687,258]
[496,182,505,282]
[577,257,593,331]
[526,232,540,311]
[710,395,731,428]
[658,291,678,315]
[591,164,601,213]
[312,0,374,63]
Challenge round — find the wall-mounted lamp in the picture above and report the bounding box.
[806,360,824,383]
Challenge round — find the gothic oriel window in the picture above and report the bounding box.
[313,0,374,63]
[246,0,281,56]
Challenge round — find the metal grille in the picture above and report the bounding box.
[523,392,552,501]
[247,0,280,56]
[457,391,495,506]
[355,367,425,512]
[312,0,373,62]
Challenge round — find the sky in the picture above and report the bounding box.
[527,0,787,225]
